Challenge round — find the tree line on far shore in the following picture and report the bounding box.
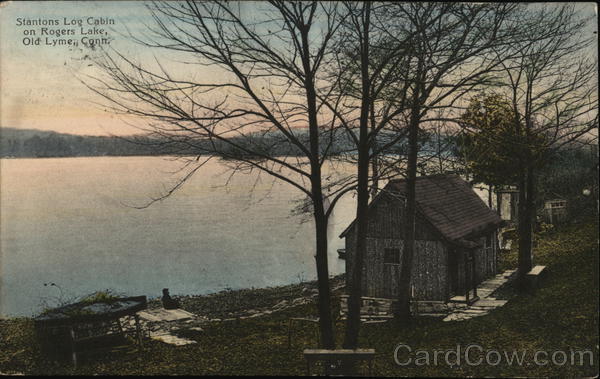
[0,128,158,158]
[0,127,433,158]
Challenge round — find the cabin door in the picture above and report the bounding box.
[383,263,401,299]
[448,249,459,296]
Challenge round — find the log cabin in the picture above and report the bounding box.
[340,174,504,306]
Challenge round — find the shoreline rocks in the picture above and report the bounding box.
[133,275,346,345]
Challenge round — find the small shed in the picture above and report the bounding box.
[543,198,568,224]
[340,174,504,305]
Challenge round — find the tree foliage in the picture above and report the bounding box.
[457,94,548,187]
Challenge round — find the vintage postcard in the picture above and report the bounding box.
[0,1,598,376]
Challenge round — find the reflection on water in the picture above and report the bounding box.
[0,156,356,316]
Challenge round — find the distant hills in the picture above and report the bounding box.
[0,127,164,158]
[0,127,357,158]
[0,126,434,159]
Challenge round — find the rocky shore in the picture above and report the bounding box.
[133,274,346,344]
[148,274,346,319]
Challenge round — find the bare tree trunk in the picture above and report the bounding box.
[298,16,336,348]
[307,89,335,349]
[343,141,370,349]
[370,100,379,201]
[312,192,335,349]
[343,1,371,350]
[396,109,420,320]
[308,76,334,345]
[517,163,535,289]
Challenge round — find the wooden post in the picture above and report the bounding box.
[315,324,320,346]
[465,255,470,304]
[472,253,478,299]
[69,325,78,368]
[287,318,294,349]
[116,318,124,335]
[497,191,503,217]
[134,314,143,349]
[411,285,417,315]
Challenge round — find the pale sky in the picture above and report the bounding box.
[0,1,156,135]
[0,1,597,136]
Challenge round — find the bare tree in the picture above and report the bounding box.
[85,0,365,349]
[366,2,525,320]
[490,4,598,288]
[321,2,524,346]
[321,1,418,349]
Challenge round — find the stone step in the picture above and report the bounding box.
[138,308,195,322]
[472,299,508,307]
[459,309,488,314]
[442,269,514,322]
[443,315,469,322]
[150,332,197,346]
[418,313,447,318]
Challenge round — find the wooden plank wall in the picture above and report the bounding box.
[343,193,498,302]
[452,231,498,296]
[358,238,448,301]
[344,193,449,301]
[409,240,448,301]
[455,249,466,295]
[364,194,440,240]
[472,231,498,282]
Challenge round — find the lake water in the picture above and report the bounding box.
[0,156,356,317]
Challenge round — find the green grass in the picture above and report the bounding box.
[79,290,122,305]
[1,220,598,376]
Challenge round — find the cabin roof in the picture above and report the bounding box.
[340,174,503,243]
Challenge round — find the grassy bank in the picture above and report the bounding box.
[1,220,597,376]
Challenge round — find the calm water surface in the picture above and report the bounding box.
[0,157,355,316]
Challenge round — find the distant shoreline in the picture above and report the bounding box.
[0,154,178,159]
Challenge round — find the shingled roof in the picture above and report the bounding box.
[340,174,503,245]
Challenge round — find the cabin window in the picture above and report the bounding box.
[384,248,400,264]
[547,200,567,209]
[485,234,492,249]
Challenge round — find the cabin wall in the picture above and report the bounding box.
[356,238,448,301]
[410,240,448,301]
[363,193,441,240]
[344,228,356,284]
[472,231,498,282]
[362,237,403,297]
[452,231,498,296]
[344,194,448,301]
[454,249,466,296]
[344,193,500,302]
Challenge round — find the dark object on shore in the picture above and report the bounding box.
[34,295,147,367]
[337,249,346,259]
[162,288,180,309]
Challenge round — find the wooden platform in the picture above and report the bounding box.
[137,308,194,322]
[443,269,515,322]
[339,295,394,321]
[136,308,198,346]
